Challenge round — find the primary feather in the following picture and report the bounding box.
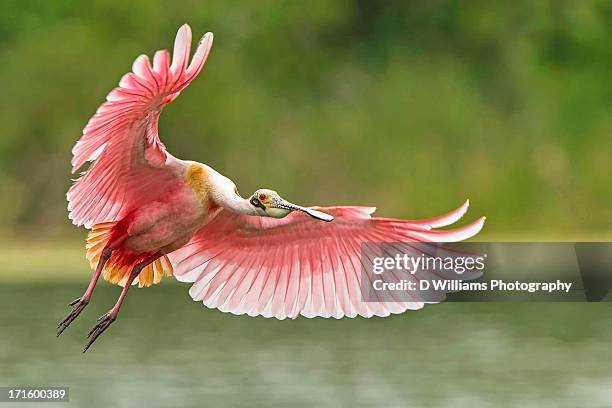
[68,25,213,228]
[169,203,485,319]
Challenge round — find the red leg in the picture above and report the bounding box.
[57,235,127,337]
[83,252,162,353]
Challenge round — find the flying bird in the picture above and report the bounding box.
[58,24,485,352]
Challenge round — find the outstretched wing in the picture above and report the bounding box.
[168,201,486,319]
[67,25,213,228]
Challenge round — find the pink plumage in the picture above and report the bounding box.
[170,204,484,319]
[68,24,213,228]
[59,25,485,351]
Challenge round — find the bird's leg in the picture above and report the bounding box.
[83,252,162,353]
[57,234,127,337]
[57,248,111,336]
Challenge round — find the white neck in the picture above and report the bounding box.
[221,192,259,215]
[205,165,259,216]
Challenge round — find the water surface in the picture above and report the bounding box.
[1,281,610,407]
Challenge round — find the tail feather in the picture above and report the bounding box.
[86,222,173,288]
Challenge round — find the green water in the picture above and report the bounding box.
[0,282,610,407]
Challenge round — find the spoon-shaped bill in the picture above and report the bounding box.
[276,198,334,222]
[299,207,334,222]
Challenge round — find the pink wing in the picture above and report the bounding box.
[67,25,213,228]
[168,201,485,319]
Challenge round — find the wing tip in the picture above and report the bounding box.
[455,198,470,219]
[468,216,487,237]
[410,199,472,229]
[178,23,192,35]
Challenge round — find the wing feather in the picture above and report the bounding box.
[67,25,213,228]
[169,202,485,319]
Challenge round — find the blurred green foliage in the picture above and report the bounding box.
[0,0,610,239]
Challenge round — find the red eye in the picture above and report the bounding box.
[259,194,267,200]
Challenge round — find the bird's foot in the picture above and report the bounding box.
[83,311,116,353]
[57,297,89,337]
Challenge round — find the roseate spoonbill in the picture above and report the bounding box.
[58,24,485,352]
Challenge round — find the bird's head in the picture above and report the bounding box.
[249,189,333,222]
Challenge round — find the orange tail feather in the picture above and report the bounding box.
[86,223,174,288]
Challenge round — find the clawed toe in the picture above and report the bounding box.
[57,297,89,337]
[83,312,116,353]
[68,297,82,306]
